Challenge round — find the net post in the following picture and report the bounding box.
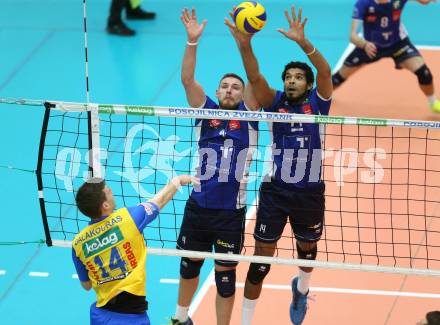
[36,102,54,246]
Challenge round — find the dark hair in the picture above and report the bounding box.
[281,61,314,85]
[75,177,106,219]
[427,311,440,325]
[220,73,245,88]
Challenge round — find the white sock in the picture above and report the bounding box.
[427,95,437,106]
[242,297,258,325]
[175,305,189,322]
[297,270,311,295]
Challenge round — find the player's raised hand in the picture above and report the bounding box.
[225,8,253,47]
[180,8,207,43]
[174,175,200,187]
[364,41,377,58]
[277,6,307,45]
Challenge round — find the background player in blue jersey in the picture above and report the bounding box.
[72,174,195,325]
[332,0,440,113]
[171,8,260,325]
[226,5,332,325]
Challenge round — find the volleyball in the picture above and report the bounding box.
[233,2,267,34]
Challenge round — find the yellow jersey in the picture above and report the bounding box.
[72,203,159,307]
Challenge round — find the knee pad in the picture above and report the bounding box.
[297,242,318,260]
[246,263,271,285]
[180,257,203,279]
[332,72,345,88]
[215,269,236,298]
[414,65,433,85]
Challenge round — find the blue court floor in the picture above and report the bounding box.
[0,0,439,324]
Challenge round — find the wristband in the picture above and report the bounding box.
[305,47,316,56]
[187,41,198,46]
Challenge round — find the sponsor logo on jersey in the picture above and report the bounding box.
[228,120,241,131]
[392,10,401,21]
[140,202,154,215]
[302,104,313,115]
[97,271,130,285]
[74,215,123,246]
[209,119,222,128]
[217,239,235,249]
[366,15,377,23]
[83,227,124,258]
[278,108,289,113]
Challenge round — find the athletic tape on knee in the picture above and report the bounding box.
[180,257,203,279]
[246,263,271,285]
[415,65,433,85]
[215,269,236,298]
[296,242,317,260]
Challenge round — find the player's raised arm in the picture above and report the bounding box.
[278,6,332,99]
[349,19,377,59]
[243,83,261,111]
[149,175,197,209]
[180,8,207,108]
[225,12,276,108]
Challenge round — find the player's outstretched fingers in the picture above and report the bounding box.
[291,5,297,22]
[284,9,293,26]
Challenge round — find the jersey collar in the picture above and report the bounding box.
[89,214,110,225]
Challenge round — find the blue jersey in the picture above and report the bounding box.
[264,89,331,189]
[353,0,408,47]
[190,96,258,210]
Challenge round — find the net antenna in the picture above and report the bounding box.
[83,0,102,179]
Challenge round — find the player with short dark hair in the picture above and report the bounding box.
[226,5,332,325]
[73,175,195,325]
[171,8,260,325]
[418,311,440,325]
[332,0,440,113]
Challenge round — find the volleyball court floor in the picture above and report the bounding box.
[0,0,439,324]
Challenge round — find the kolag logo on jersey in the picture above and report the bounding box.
[83,227,124,258]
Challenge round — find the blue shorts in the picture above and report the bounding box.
[343,37,420,69]
[254,180,325,243]
[90,303,150,325]
[177,197,246,266]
